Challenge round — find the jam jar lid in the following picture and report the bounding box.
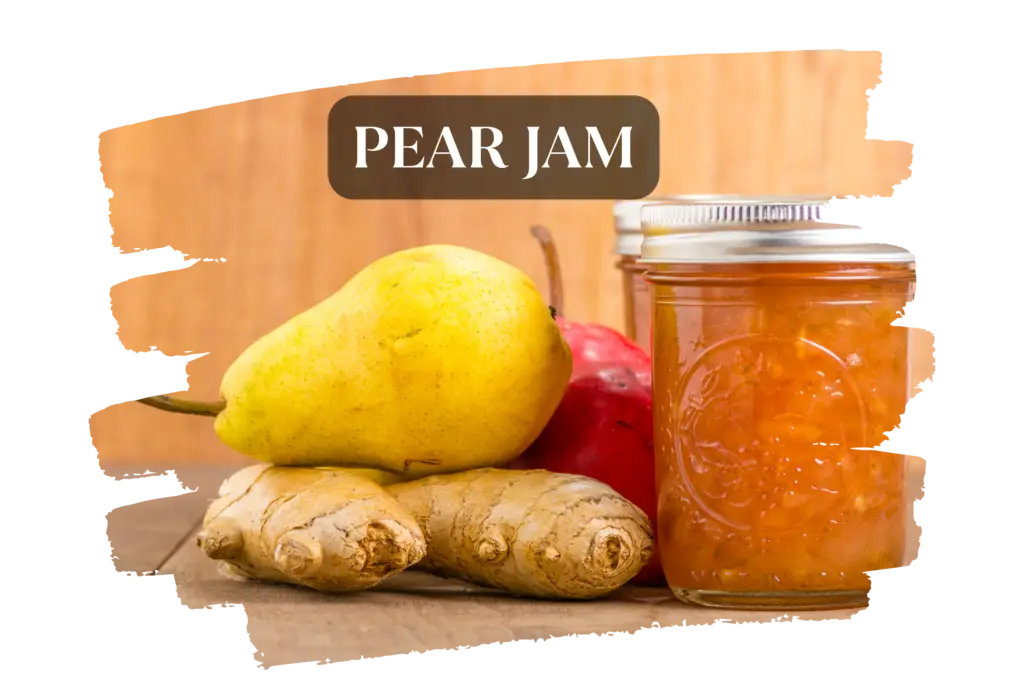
[639,197,915,265]
[614,195,733,256]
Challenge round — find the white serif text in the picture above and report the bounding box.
[354,126,633,180]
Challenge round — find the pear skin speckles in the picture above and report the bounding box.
[214,245,572,475]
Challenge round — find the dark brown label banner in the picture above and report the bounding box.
[328,96,660,200]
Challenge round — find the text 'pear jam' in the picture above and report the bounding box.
[641,198,915,610]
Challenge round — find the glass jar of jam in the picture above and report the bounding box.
[613,200,652,352]
[641,198,915,610]
[614,196,730,352]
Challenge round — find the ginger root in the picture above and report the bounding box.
[198,464,425,592]
[387,468,654,599]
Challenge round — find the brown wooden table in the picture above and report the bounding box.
[106,462,923,668]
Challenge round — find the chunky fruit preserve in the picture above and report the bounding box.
[641,198,915,609]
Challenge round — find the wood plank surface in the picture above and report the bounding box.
[106,465,239,574]
[149,456,929,663]
[91,49,914,466]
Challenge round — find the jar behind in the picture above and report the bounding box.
[641,199,915,610]
[614,196,744,352]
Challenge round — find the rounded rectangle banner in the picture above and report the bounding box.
[328,95,660,199]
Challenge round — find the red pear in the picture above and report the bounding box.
[514,226,662,585]
[558,316,651,388]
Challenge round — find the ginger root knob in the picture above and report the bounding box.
[274,530,324,578]
[197,519,243,560]
[587,528,634,578]
[360,520,425,573]
[476,531,509,564]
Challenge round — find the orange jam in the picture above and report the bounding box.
[647,261,915,609]
[617,255,651,352]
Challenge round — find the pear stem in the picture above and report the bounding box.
[137,395,226,417]
[529,225,564,317]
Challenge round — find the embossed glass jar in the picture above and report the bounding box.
[640,198,915,610]
[614,196,730,352]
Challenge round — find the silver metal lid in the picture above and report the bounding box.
[639,197,914,264]
[614,195,736,256]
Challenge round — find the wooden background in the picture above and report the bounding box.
[91,50,914,467]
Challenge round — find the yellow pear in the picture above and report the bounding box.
[141,245,572,476]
